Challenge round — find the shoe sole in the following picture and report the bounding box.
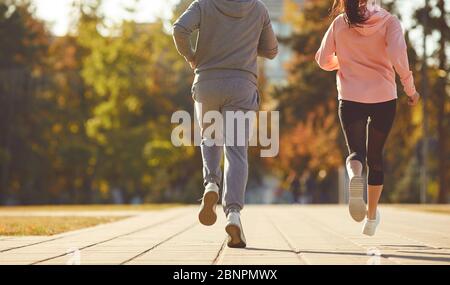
[225,224,246,248]
[349,176,366,222]
[198,191,219,226]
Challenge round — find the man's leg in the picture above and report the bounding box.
[220,79,259,248]
[222,125,249,215]
[193,82,224,226]
[221,85,258,215]
[197,101,223,188]
[221,107,253,248]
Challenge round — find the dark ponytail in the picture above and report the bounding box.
[331,0,368,27]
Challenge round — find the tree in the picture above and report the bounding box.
[0,0,204,205]
[0,0,51,204]
[412,0,449,203]
[272,0,344,202]
[433,0,448,203]
[76,0,201,203]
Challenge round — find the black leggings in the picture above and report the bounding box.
[338,99,396,186]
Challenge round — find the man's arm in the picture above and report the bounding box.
[172,1,201,65]
[258,9,278,60]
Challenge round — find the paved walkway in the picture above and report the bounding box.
[1,205,449,265]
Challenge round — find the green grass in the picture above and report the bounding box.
[0,216,127,236]
[0,203,183,212]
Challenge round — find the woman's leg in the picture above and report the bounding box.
[347,160,363,181]
[367,185,383,220]
[338,100,369,221]
[366,99,396,220]
[338,100,368,177]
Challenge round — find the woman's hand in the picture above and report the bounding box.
[408,92,420,106]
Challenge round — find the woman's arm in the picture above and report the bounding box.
[172,1,201,65]
[385,16,417,97]
[315,20,339,71]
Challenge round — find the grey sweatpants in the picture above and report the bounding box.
[192,77,259,215]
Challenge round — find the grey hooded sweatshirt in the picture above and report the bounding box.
[173,0,278,85]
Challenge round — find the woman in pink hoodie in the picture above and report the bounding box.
[316,0,420,236]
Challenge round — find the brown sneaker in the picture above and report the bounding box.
[225,209,246,248]
[198,183,219,226]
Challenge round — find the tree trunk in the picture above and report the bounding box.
[0,69,17,204]
[436,0,448,204]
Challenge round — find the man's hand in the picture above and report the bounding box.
[408,92,420,106]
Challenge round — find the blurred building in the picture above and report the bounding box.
[260,0,303,86]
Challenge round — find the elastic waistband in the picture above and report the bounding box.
[194,69,257,85]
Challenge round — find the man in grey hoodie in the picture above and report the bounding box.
[173,0,278,248]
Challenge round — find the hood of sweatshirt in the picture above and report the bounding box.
[212,0,257,18]
[354,8,392,36]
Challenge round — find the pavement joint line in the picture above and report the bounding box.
[370,214,445,250]
[285,208,450,265]
[265,210,309,265]
[29,212,190,265]
[271,208,388,264]
[0,218,144,253]
[212,237,228,265]
[1,206,448,265]
[373,229,443,264]
[384,223,446,249]
[0,208,189,254]
[1,235,68,254]
[120,222,198,265]
[380,215,450,237]
[291,210,424,265]
[398,250,450,256]
[293,210,386,261]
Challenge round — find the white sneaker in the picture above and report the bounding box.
[348,176,367,222]
[362,210,381,236]
[198,183,219,226]
[225,209,246,248]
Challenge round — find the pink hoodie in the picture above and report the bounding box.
[316,8,417,103]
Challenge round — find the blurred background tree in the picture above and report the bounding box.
[0,0,447,205]
[0,0,51,204]
[272,0,343,203]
